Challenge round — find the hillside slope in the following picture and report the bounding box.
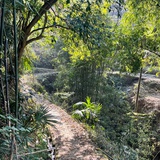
[21,75,108,160]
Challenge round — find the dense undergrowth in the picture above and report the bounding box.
[34,67,159,160]
[31,39,160,160]
[0,87,57,159]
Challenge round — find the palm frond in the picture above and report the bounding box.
[33,106,59,128]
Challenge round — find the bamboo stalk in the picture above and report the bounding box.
[10,134,14,160]
[0,76,7,113]
[0,0,5,45]
[14,132,18,160]
[13,0,19,120]
[4,37,11,126]
[10,131,18,160]
[0,0,5,108]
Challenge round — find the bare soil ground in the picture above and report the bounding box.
[20,75,108,160]
[129,75,160,135]
[132,77,160,114]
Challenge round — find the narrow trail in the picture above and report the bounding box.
[21,75,108,160]
[48,103,106,160]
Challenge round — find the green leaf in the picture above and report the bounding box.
[86,5,91,12]
[66,0,70,4]
[0,114,6,120]
[11,126,18,131]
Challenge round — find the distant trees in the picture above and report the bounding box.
[116,0,160,72]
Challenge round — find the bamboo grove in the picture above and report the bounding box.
[0,0,19,158]
[0,1,60,159]
[0,0,18,121]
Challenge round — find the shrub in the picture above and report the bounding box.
[72,97,102,127]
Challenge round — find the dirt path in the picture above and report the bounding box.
[48,103,107,160]
[21,75,108,160]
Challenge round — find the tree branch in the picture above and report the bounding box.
[42,12,48,33]
[26,0,58,34]
[26,35,44,45]
[18,1,58,60]
[30,26,51,34]
[26,13,47,45]
[30,23,71,34]
[55,24,71,30]
[23,10,31,30]
[27,23,71,45]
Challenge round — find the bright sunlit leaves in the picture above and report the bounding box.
[63,36,91,62]
[101,2,110,15]
[117,0,160,73]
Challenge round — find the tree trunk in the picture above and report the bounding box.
[135,67,143,112]
[17,0,58,61]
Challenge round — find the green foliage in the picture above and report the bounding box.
[31,81,46,94]
[22,103,58,130]
[0,96,57,159]
[6,0,159,159]
[95,76,158,159]
[20,46,38,72]
[126,112,157,160]
[99,85,131,142]
[61,3,114,63]
[51,92,74,108]
[32,42,56,69]
[72,97,102,126]
[68,59,102,101]
[36,74,57,94]
[115,0,160,73]
[0,115,31,158]
[33,106,58,127]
